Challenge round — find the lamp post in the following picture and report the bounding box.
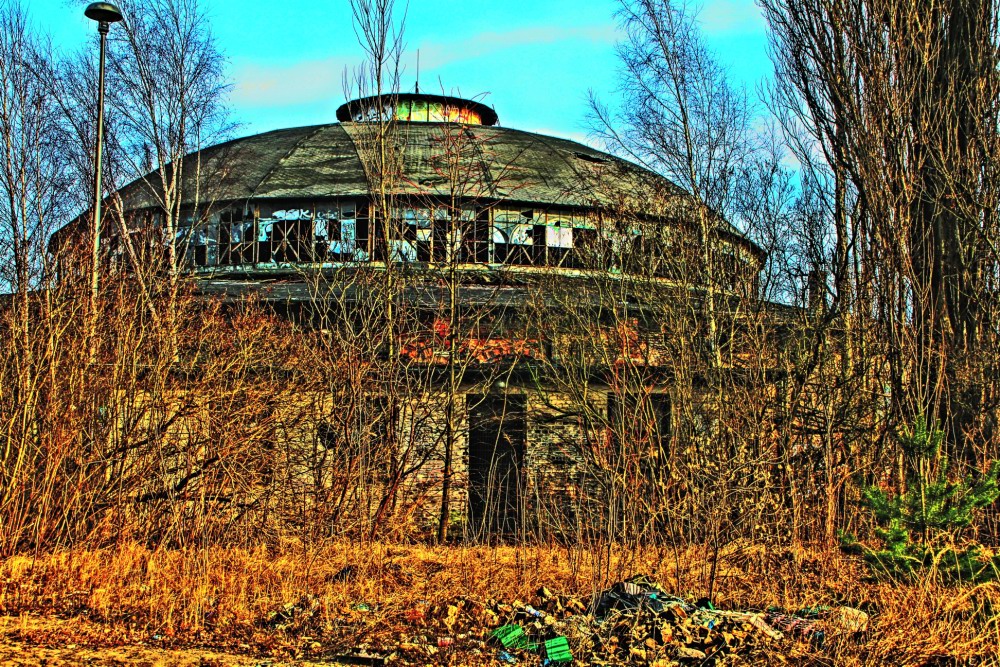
[84,2,122,355]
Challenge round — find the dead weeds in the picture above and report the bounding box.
[0,542,996,666]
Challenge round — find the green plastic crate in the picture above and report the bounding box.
[492,625,530,650]
[544,636,573,662]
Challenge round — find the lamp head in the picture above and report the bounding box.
[84,2,123,24]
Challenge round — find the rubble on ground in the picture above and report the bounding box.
[264,575,870,665]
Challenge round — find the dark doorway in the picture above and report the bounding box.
[467,394,527,538]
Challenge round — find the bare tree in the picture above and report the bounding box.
[343,0,406,353]
[0,1,72,295]
[590,0,756,370]
[100,0,232,352]
[761,0,1000,472]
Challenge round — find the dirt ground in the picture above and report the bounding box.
[0,616,325,667]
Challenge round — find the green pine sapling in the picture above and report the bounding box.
[840,416,1000,584]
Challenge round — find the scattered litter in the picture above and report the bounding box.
[491,624,534,651]
[327,651,387,666]
[543,636,572,663]
[476,575,868,665]
[404,606,426,623]
[826,605,870,634]
[258,576,869,665]
[765,609,826,646]
[261,594,320,632]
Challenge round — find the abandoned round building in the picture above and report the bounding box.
[65,93,762,289]
[57,93,770,539]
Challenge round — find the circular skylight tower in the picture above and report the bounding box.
[336,93,499,126]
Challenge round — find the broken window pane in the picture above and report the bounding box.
[314,218,328,239]
[220,208,255,266]
[492,219,535,265]
[336,219,357,257]
[257,219,274,263]
[545,224,573,248]
[459,213,489,264]
[258,220,273,243]
[272,218,313,263]
[187,216,219,267]
[390,239,417,263]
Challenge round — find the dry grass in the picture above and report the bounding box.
[0,542,997,666]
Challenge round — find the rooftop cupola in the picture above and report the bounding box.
[335,93,499,126]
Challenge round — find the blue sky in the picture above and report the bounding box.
[36,0,772,146]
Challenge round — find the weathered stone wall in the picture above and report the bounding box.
[137,384,688,541]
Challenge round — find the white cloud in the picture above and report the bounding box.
[233,58,355,107]
[698,0,766,34]
[412,24,619,70]
[231,23,619,108]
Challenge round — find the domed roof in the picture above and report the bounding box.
[118,122,675,210]
[106,115,753,250]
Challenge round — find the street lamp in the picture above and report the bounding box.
[84,2,122,344]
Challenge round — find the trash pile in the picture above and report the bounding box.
[262,594,323,633]
[262,575,870,665]
[476,575,869,665]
